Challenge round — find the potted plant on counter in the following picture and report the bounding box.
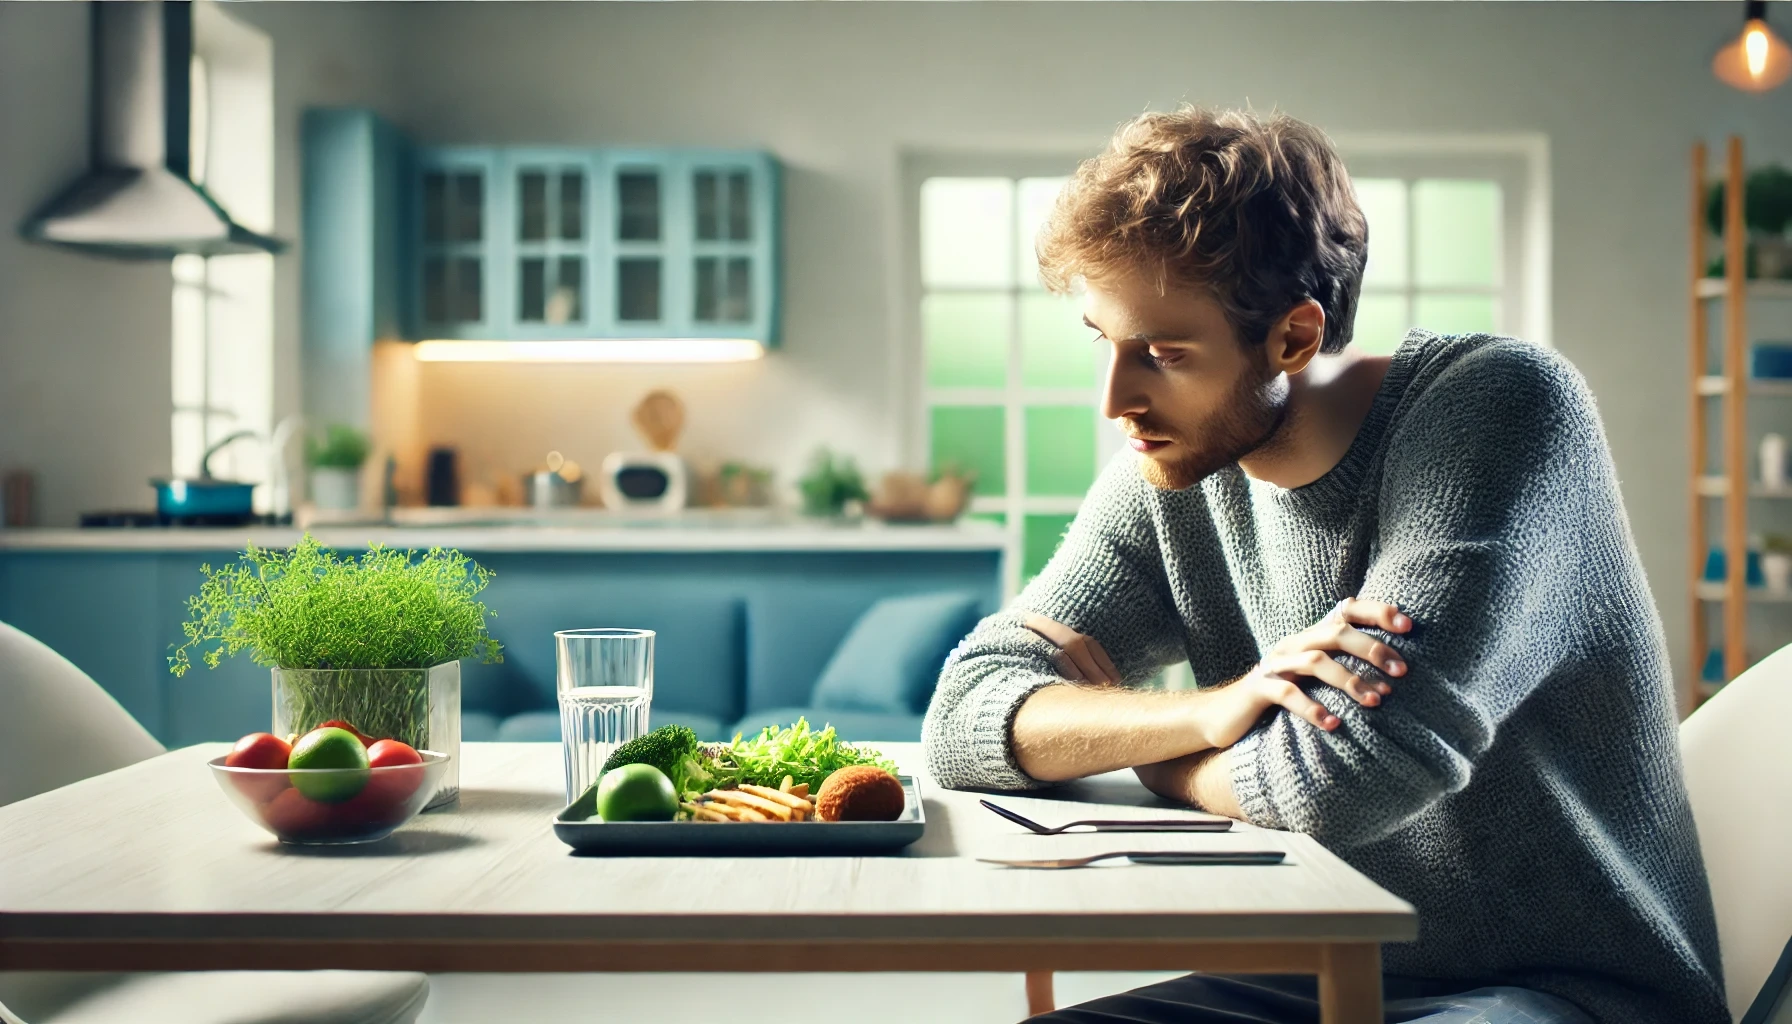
[306,425,371,511]
[169,536,502,808]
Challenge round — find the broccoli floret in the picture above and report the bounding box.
[600,724,700,786]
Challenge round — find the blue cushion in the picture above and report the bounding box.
[490,708,729,743]
[810,591,982,714]
[728,706,924,744]
[461,711,500,741]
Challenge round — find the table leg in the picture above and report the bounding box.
[1025,970,1056,1016]
[1317,943,1381,1024]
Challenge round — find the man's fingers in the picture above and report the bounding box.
[1257,675,1339,731]
[1085,637,1122,685]
[1051,650,1086,682]
[1341,598,1411,633]
[1267,651,1380,706]
[1024,614,1078,647]
[1331,627,1404,684]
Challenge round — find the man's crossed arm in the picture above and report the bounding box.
[1012,598,1412,816]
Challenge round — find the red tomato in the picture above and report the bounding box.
[317,720,375,746]
[359,740,425,812]
[225,733,291,803]
[262,786,333,839]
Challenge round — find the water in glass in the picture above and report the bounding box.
[559,685,651,803]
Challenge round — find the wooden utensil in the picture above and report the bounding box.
[632,390,685,452]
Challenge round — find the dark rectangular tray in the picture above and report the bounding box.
[552,776,926,856]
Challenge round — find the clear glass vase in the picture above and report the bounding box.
[271,662,461,810]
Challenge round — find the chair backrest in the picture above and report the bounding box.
[0,620,164,807]
[1681,641,1792,1020]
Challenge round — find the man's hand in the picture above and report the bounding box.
[1196,597,1411,749]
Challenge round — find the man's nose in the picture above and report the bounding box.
[1101,355,1147,422]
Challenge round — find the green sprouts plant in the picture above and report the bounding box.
[306,424,371,469]
[797,447,869,517]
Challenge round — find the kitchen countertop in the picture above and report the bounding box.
[0,513,1011,553]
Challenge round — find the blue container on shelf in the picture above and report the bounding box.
[1702,649,1725,684]
[1751,343,1792,379]
[1704,548,1765,586]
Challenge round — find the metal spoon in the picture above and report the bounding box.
[980,799,1232,835]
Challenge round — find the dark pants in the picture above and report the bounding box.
[1029,973,1595,1024]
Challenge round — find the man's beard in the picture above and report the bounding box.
[1124,361,1287,491]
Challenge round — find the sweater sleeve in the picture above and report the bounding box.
[921,455,1189,791]
[1229,342,1614,847]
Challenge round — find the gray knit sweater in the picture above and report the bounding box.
[922,333,1727,1024]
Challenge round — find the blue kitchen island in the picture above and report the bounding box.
[0,519,1009,745]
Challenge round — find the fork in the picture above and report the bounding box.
[978,850,1287,869]
[980,799,1232,835]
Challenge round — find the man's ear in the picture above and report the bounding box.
[1267,300,1326,375]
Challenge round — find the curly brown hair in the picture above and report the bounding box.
[1038,106,1367,354]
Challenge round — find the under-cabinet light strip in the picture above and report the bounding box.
[412,339,765,364]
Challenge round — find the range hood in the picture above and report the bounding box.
[19,1,284,260]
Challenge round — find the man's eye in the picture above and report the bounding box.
[1146,349,1183,369]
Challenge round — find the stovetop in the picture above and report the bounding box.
[79,511,288,529]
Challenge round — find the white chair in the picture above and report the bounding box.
[1681,643,1792,1024]
[0,620,430,1024]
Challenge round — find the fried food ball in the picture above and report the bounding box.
[815,765,906,822]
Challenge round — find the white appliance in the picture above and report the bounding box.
[598,452,687,512]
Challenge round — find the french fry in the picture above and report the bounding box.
[693,800,747,821]
[740,784,814,813]
[705,788,794,821]
[790,783,810,800]
[681,802,733,823]
[780,775,795,793]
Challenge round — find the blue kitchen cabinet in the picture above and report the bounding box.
[501,149,600,339]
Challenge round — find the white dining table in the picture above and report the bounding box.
[0,742,1415,1023]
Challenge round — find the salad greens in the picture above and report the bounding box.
[599,719,898,807]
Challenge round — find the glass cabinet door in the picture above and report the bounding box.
[691,166,756,325]
[613,166,664,323]
[513,162,588,328]
[416,156,492,335]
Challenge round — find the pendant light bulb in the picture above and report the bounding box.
[1714,1,1792,92]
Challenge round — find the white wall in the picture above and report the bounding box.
[9,1,1792,687]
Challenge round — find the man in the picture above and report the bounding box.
[921,107,1726,1024]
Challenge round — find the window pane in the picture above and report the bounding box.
[618,171,661,241]
[518,257,545,321]
[1024,513,1078,579]
[694,172,720,241]
[1354,178,1406,288]
[930,405,1005,497]
[452,257,481,321]
[618,258,661,321]
[453,173,482,242]
[921,178,1014,288]
[1414,293,1496,335]
[923,292,1009,389]
[1021,292,1096,388]
[1414,179,1499,288]
[1016,177,1068,290]
[559,172,584,240]
[551,257,582,323]
[723,257,751,321]
[1026,405,1096,497]
[727,171,751,241]
[422,172,447,244]
[694,256,719,322]
[422,256,447,323]
[519,171,546,242]
[1351,293,1408,355]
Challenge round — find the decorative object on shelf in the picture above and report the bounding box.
[1704,546,1766,587]
[600,390,690,512]
[1764,535,1792,595]
[1702,648,1727,685]
[526,450,584,508]
[1708,165,1792,280]
[696,461,774,508]
[797,448,869,518]
[1712,0,1791,93]
[1752,344,1792,379]
[305,424,370,511]
[1762,433,1788,490]
[426,447,460,507]
[168,536,502,810]
[866,468,975,524]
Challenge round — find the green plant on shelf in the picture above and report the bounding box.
[168,536,502,745]
[1764,533,1792,556]
[1707,164,1792,280]
[797,447,869,517]
[305,424,371,469]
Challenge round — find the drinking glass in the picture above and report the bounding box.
[556,628,654,804]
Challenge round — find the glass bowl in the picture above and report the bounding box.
[208,751,453,845]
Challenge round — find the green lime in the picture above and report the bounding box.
[595,763,678,822]
[288,726,370,803]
